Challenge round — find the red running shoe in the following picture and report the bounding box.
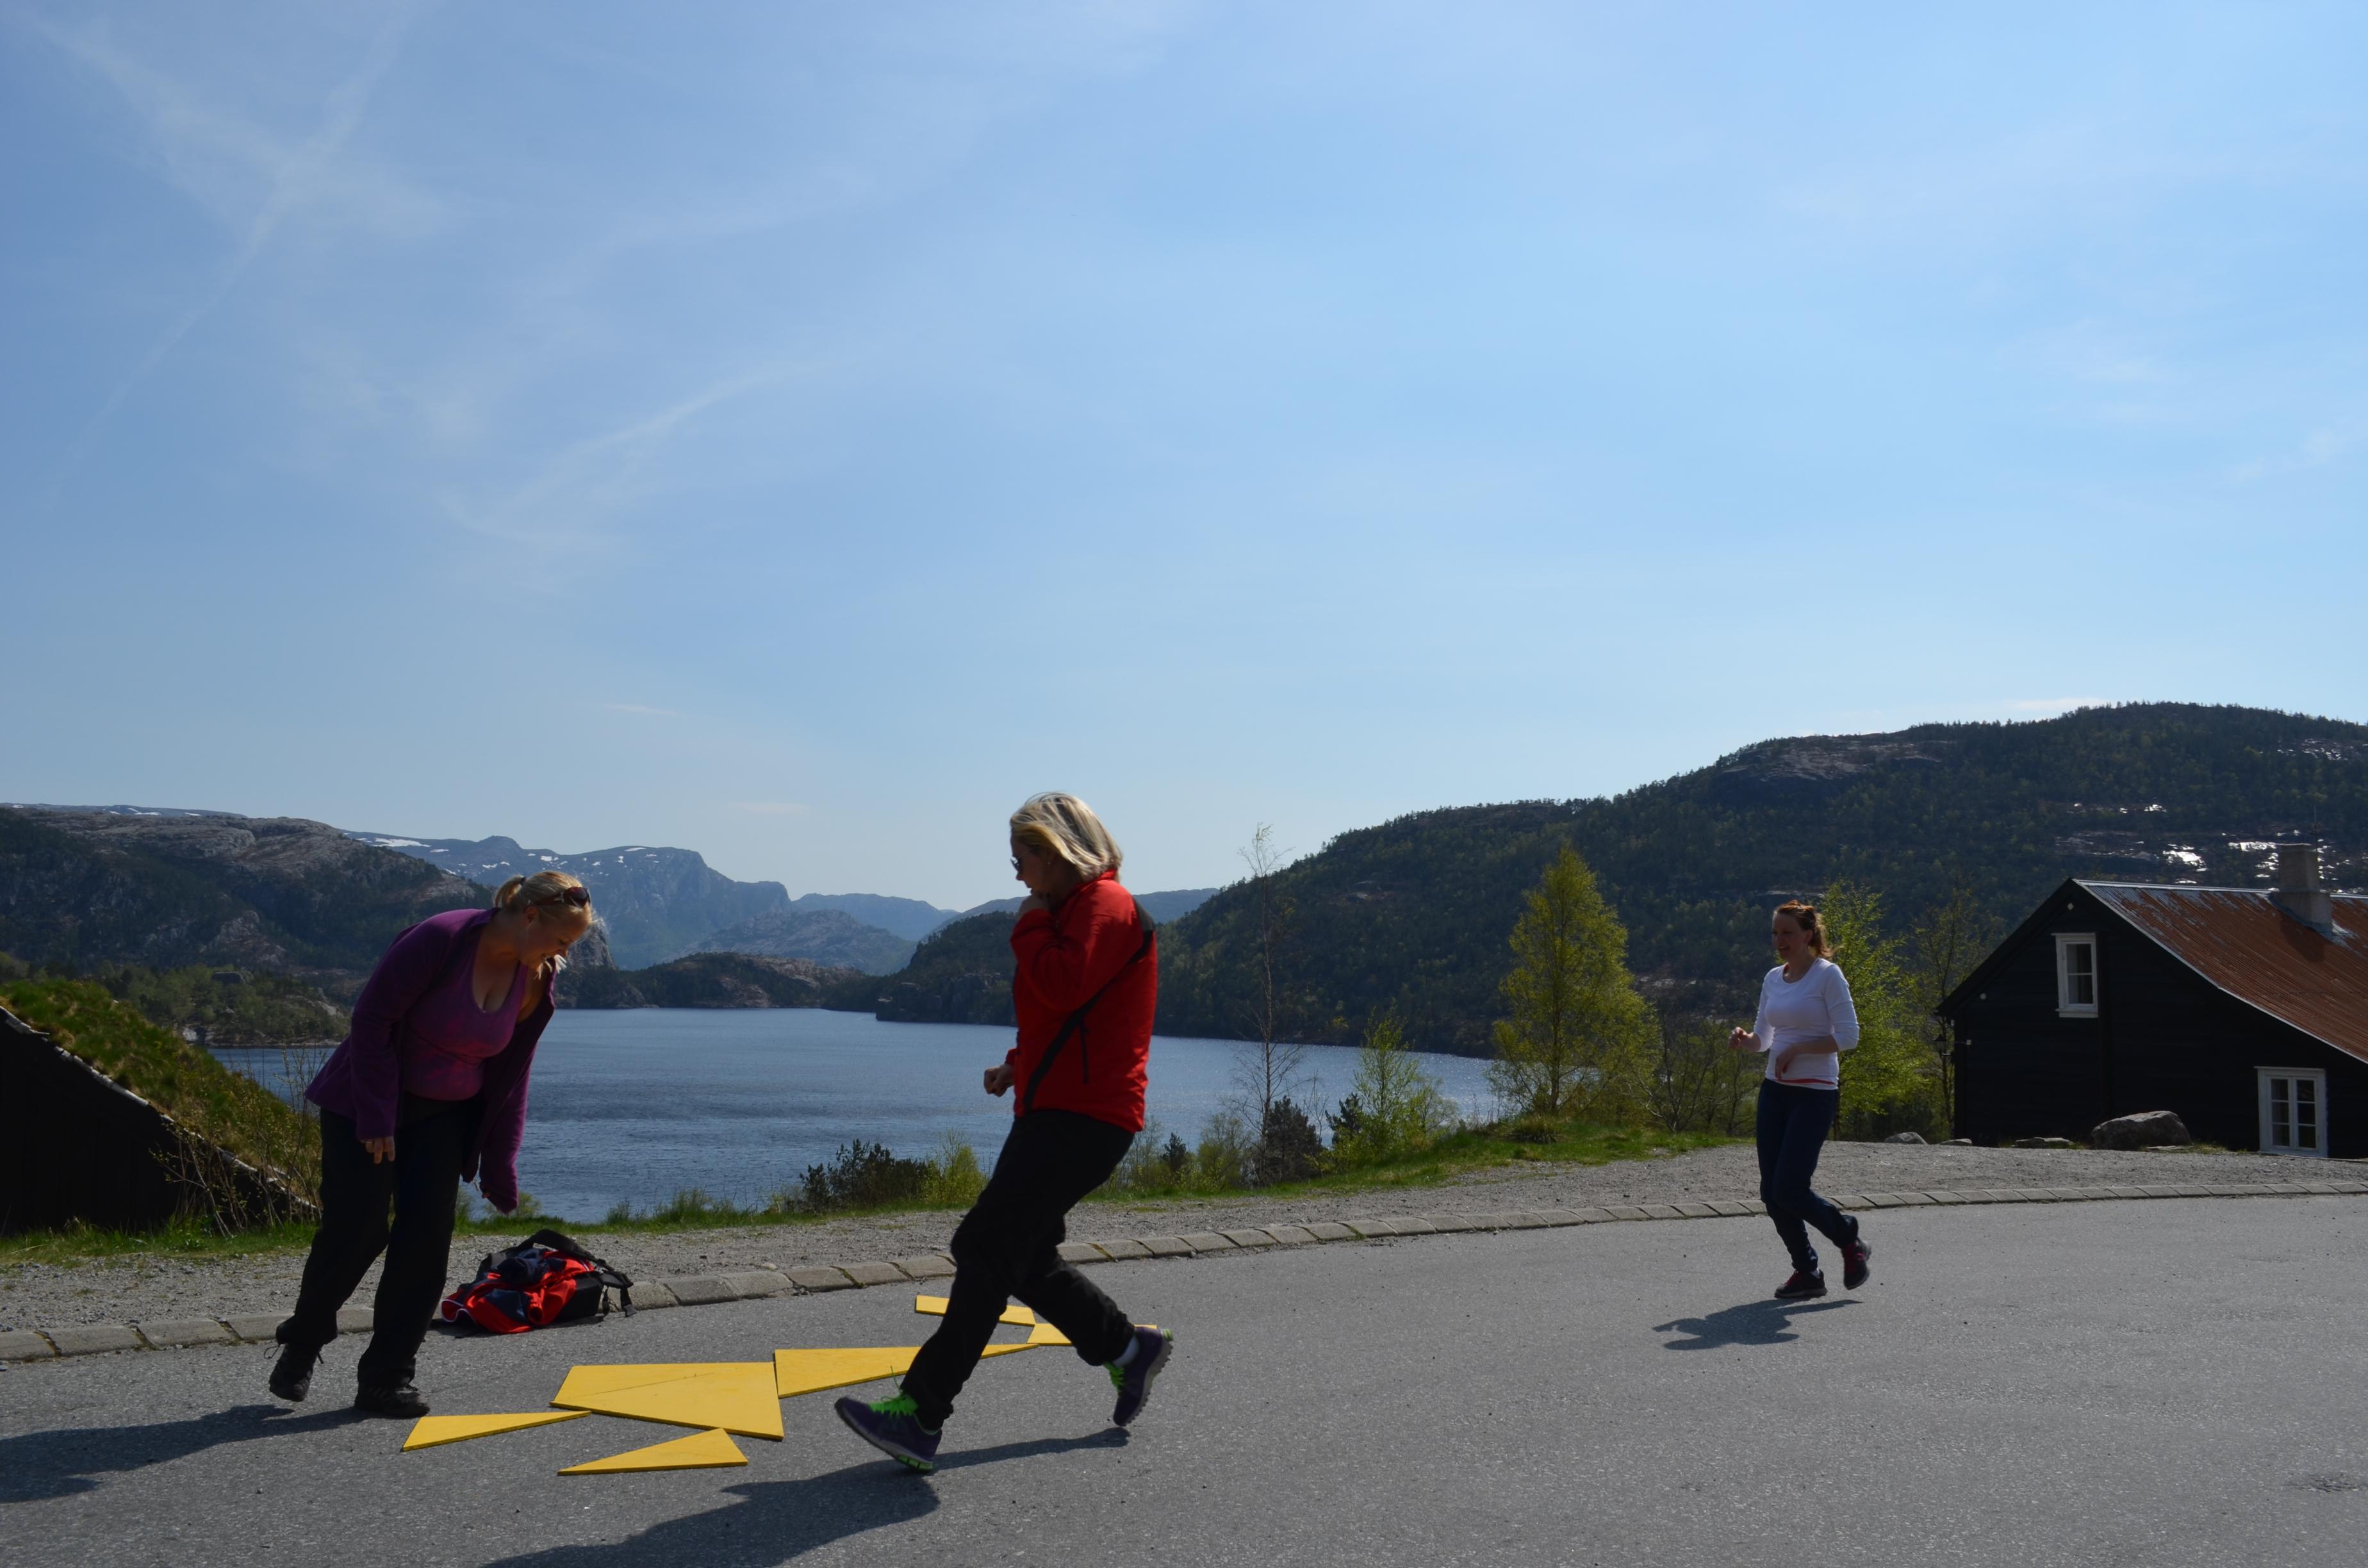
[1841,1237,1873,1290]
[1773,1269,1827,1301]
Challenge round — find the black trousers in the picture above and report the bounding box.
[1755,1081,1859,1275]
[901,1109,1137,1428]
[279,1100,474,1387]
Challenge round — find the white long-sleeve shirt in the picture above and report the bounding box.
[1751,958,1861,1088]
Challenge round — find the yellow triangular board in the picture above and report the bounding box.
[403,1409,589,1451]
[560,1426,746,1475]
[1026,1318,1071,1347]
[551,1362,784,1440]
[773,1343,1034,1399]
[914,1294,1035,1327]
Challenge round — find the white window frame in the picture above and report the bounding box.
[2054,933,2098,1017]
[2256,1067,2330,1159]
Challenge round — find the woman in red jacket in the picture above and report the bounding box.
[838,793,1171,1473]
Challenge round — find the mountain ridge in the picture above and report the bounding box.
[1152,702,2368,1054]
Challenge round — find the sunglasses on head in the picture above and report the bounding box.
[533,886,591,910]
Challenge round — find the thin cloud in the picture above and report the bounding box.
[731,802,810,816]
[29,4,429,498]
[441,368,786,555]
[2230,418,2368,482]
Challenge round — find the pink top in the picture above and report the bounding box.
[399,951,528,1101]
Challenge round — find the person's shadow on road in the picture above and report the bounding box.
[0,1403,359,1503]
[477,1429,1126,1567]
[1653,1298,1854,1349]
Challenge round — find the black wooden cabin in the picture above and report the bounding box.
[1940,849,2368,1158]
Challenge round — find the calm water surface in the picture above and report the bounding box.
[216,1009,1495,1224]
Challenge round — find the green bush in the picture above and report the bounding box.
[1329,1008,1458,1166]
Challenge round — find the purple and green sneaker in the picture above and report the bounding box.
[835,1392,941,1473]
[1107,1325,1174,1427]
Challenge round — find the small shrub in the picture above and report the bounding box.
[921,1134,987,1208]
[1330,1007,1457,1166]
[1195,1110,1256,1191]
[1256,1097,1324,1185]
[800,1141,929,1213]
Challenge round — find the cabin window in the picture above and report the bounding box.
[2055,934,2098,1016]
[2257,1068,2328,1159]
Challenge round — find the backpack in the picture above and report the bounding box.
[439,1227,633,1334]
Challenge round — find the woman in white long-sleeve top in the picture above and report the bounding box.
[1728,901,1873,1300]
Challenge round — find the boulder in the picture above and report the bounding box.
[1883,1131,1927,1144]
[2090,1111,2192,1151]
[1940,1138,1973,1146]
[2009,1136,2078,1149]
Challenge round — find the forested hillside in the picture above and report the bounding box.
[0,808,485,996]
[823,911,1018,1024]
[1158,704,2368,1055]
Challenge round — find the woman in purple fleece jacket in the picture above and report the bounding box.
[270,870,593,1417]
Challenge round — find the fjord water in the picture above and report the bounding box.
[216,1009,1495,1225]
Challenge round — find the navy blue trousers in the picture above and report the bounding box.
[1755,1081,1859,1275]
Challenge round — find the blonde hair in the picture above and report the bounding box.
[493,870,593,919]
[1010,792,1122,879]
[1773,900,1830,956]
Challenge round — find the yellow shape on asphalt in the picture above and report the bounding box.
[551,1362,784,1440]
[402,1409,589,1451]
[1026,1318,1072,1347]
[773,1343,1033,1399]
[559,1426,746,1475]
[914,1294,1035,1327]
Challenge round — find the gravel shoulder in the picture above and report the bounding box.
[0,1143,2309,1331]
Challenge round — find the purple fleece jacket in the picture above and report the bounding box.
[305,908,551,1213]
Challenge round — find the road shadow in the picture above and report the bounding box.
[1653,1298,1855,1349]
[0,1403,361,1503]
[479,1429,1127,1567]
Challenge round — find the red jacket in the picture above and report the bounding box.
[1005,872,1156,1132]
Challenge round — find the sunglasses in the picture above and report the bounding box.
[533,886,592,910]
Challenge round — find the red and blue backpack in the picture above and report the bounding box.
[440,1228,634,1334]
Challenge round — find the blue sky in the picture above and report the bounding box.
[4,3,2364,908]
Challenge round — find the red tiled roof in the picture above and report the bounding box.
[2082,883,2368,1066]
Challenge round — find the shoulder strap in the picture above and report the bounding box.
[1019,901,1155,1115]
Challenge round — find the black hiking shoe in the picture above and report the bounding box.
[834,1393,941,1473]
[1773,1268,1827,1301]
[268,1344,316,1402]
[1841,1236,1873,1291]
[1106,1325,1174,1427]
[354,1382,430,1419]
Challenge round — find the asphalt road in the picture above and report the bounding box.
[3,1196,2364,1567]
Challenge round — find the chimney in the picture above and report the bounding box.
[2271,843,2335,933]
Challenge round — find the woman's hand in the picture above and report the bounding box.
[1017,893,1048,917]
[363,1134,396,1164]
[983,1062,1016,1097]
[1727,1027,1758,1053]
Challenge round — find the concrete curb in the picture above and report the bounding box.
[8,1177,2365,1366]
